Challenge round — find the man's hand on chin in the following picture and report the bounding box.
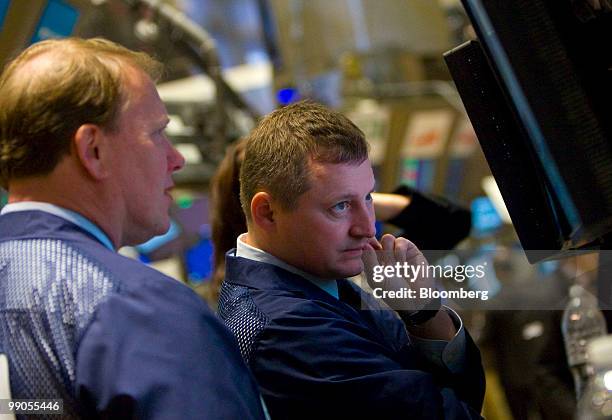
[362,234,456,340]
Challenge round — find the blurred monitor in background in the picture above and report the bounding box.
[0,0,81,66]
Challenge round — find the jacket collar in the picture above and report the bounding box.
[1,202,114,251]
[225,249,410,351]
[235,234,339,298]
[225,249,342,302]
[0,210,108,250]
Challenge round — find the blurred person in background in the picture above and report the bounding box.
[0,37,265,419]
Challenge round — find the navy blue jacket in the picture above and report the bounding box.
[220,253,485,419]
[0,211,265,419]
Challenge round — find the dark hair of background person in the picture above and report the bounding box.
[208,139,247,303]
[0,37,163,189]
[239,100,368,221]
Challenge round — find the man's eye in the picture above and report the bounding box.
[331,202,349,213]
[365,193,373,202]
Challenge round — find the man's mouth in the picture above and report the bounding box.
[343,248,364,257]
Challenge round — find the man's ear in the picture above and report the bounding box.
[251,192,276,230]
[73,124,109,180]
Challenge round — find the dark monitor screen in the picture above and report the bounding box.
[446,0,612,261]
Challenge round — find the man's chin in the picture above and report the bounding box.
[159,220,171,235]
[128,219,170,247]
[149,221,171,240]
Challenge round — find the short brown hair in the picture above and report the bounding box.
[240,101,368,220]
[0,37,163,188]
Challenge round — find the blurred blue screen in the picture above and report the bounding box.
[0,0,10,31]
[30,0,78,43]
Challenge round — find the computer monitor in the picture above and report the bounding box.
[444,0,612,263]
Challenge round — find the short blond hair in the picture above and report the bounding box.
[0,37,163,188]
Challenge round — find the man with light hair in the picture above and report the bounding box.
[0,38,265,419]
[219,101,485,419]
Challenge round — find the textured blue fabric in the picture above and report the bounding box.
[235,235,468,372]
[0,211,265,419]
[220,252,486,420]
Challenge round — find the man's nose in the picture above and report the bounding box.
[168,143,186,173]
[350,204,376,238]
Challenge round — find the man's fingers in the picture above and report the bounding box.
[361,242,380,277]
[380,234,397,265]
[393,237,410,263]
[380,234,425,265]
[366,237,383,251]
[380,234,395,251]
[403,239,427,265]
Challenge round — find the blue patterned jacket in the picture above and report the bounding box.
[0,210,265,419]
[220,252,485,419]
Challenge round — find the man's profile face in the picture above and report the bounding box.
[106,65,185,246]
[271,159,376,279]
